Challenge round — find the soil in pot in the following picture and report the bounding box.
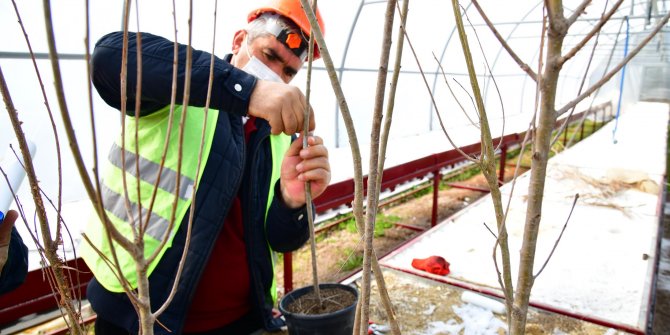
[279,283,358,335]
[283,286,356,315]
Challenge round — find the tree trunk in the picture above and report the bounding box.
[510,2,566,332]
[137,262,155,335]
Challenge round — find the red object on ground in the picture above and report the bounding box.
[411,256,450,275]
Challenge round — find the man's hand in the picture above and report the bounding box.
[280,135,331,208]
[248,80,316,135]
[0,210,19,273]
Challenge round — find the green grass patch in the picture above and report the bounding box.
[339,217,358,233]
[409,184,433,199]
[315,232,327,243]
[375,214,400,237]
[445,165,481,184]
[339,248,364,272]
[338,213,400,237]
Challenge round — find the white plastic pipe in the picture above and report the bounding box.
[0,141,37,221]
[461,290,506,315]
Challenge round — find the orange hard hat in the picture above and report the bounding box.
[248,0,326,59]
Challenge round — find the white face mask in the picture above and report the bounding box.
[242,37,283,83]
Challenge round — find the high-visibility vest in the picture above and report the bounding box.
[80,105,291,294]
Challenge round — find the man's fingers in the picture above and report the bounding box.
[4,210,18,225]
[296,157,330,173]
[283,103,298,135]
[306,135,324,146]
[269,113,284,135]
[300,144,328,160]
[298,168,331,185]
[248,80,316,136]
[0,210,18,245]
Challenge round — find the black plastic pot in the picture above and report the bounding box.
[278,283,358,335]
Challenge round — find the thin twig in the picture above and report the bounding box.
[296,0,365,247]
[145,0,184,265]
[556,8,670,116]
[551,0,609,148]
[401,20,478,163]
[297,2,370,332]
[450,0,513,318]
[534,194,580,279]
[297,2,374,333]
[364,2,411,333]
[11,0,65,245]
[134,0,145,238]
[460,4,505,151]
[492,4,548,304]
[0,66,83,334]
[560,0,623,65]
[433,56,480,128]
[155,0,219,318]
[303,0,323,309]
[359,0,397,332]
[40,0,100,218]
[483,222,498,239]
[452,77,481,122]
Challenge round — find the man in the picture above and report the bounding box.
[82,1,329,334]
[0,210,28,295]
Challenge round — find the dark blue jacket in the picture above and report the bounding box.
[87,31,310,334]
[0,226,29,295]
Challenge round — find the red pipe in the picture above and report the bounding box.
[445,183,490,193]
[283,252,293,294]
[393,222,427,232]
[431,170,440,227]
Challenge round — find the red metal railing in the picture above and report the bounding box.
[0,102,612,332]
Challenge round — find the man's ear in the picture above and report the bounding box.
[231,30,246,55]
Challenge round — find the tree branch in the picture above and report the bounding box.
[303,0,323,310]
[470,0,538,82]
[566,0,592,26]
[403,32,478,162]
[156,0,221,318]
[559,0,623,65]
[297,1,370,332]
[358,1,397,332]
[364,2,411,334]
[551,4,604,148]
[460,5,506,151]
[452,0,514,317]
[436,61,480,128]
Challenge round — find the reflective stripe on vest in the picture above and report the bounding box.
[107,142,195,202]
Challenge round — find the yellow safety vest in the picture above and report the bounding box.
[80,105,290,296]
